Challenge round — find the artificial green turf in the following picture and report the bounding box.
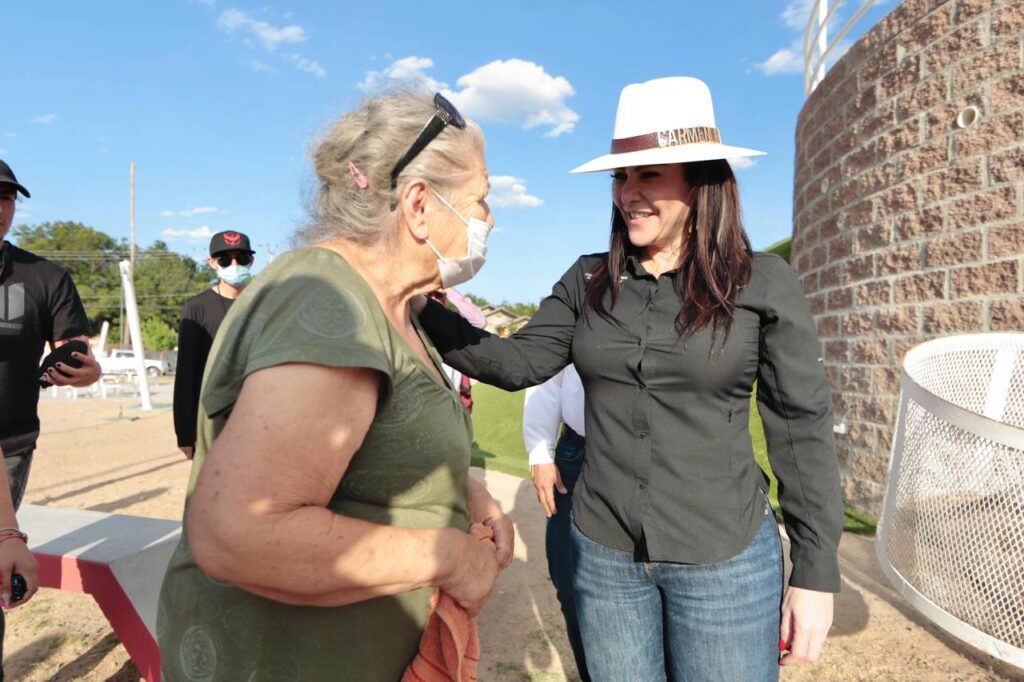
[469,382,877,535]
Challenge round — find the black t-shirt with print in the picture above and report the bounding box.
[0,241,91,454]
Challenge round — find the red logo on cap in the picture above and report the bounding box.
[223,232,242,246]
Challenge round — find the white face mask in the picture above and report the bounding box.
[217,263,252,286]
[427,189,492,288]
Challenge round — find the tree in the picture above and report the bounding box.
[464,293,539,318]
[142,317,178,351]
[11,221,213,350]
[13,221,126,332]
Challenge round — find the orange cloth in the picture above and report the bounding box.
[402,591,479,682]
[404,523,492,682]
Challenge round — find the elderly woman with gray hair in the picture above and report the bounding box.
[157,92,511,681]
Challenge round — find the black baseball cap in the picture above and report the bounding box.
[209,230,254,256]
[0,160,30,198]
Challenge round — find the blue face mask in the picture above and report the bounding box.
[218,263,252,286]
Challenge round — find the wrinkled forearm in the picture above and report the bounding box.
[188,503,464,607]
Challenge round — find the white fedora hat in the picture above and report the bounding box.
[570,76,766,174]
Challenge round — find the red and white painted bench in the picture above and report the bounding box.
[20,504,180,682]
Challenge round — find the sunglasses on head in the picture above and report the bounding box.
[215,253,252,268]
[389,93,466,207]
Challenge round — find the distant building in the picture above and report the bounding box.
[479,305,530,337]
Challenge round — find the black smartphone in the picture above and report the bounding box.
[10,573,26,603]
[38,339,89,388]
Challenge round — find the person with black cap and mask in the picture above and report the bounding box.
[173,230,255,459]
[0,158,99,673]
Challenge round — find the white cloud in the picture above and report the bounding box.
[728,157,758,170]
[286,53,326,77]
[489,176,543,208]
[755,47,804,75]
[3,133,16,139]
[161,226,214,242]
[31,114,57,125]
[0,149,6,156]
[446,60,579,137]
[247,59,278,74]
[782,0,817,30]
[359,57,580,137]
[161,206,219,217]
[215,8,322,78]
[359,56,445,93]
[217,8,306,50]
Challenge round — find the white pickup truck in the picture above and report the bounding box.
[99,349,172,377]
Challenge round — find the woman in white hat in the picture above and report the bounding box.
[418,76,842,681]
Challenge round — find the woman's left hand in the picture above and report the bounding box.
[779,585,833,666]
[467,479,515,570]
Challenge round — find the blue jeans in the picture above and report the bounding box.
[546,431,589,681]
[571,501,783,682]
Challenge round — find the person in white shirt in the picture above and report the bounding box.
[522,364,589,681]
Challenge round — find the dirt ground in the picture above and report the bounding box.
[3,386,1020,681]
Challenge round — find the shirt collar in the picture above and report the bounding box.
[625,252,680,279]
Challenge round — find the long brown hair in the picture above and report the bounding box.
[584,159,752,342]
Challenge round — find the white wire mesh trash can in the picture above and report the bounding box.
[877,333,1024,670]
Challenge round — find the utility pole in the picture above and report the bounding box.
[122,161,136,346]
[130,161,136,269]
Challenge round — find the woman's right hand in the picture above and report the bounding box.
[531,463,567,518]
[440,527,501,617]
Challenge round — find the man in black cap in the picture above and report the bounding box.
[0,158,100,672]
[173,230,255,459]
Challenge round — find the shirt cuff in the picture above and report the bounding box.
[527,443,556,466]
[787,544,842,593]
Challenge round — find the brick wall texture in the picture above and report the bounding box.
[792,0,1023,514]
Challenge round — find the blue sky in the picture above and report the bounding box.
[5,0,895,304]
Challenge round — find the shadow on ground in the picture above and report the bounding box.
[474,469,582,681]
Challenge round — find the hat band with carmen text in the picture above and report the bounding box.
[610,126,722,154]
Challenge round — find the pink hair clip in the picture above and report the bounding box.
[348,161,369,189]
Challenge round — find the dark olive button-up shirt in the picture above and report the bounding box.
[419,252,843,592]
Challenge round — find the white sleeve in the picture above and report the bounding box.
[522,369,564,466]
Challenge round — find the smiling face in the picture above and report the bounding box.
[611,164,692,256]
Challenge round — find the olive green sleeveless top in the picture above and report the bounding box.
[158,247,472,681]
